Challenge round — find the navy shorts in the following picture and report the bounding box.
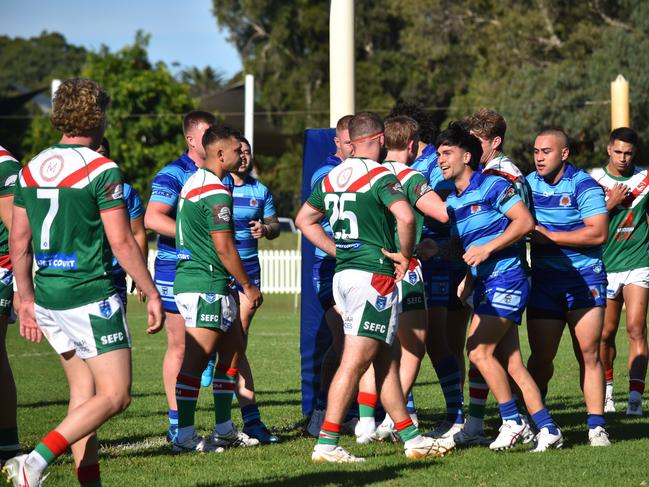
[527,264,607,320]
[112,267,128,312]
[154,258,179,313]
[233,257,262,292]
[313,257,336,309]
[420,257,465,310]
[473,267,529,325]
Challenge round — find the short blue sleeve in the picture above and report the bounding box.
[149,170,182,206]
[124,183,144,219]
[484,177,521,215]
[262,184,277,218]
[575,174,607,220]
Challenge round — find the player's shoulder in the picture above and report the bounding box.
[0,145,20,165]
[155,153,196,178]
[181,168,230,201]
[484,154,524,179]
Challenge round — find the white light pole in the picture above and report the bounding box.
[329,0,355,127]
[244,74,254,154]
[51,79,61,103]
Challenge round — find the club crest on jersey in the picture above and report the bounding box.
[213,204,232,224]
[161,287,168,296]
[98,300,112,318]
[408,271,418,284]
[105,183,123,201]
[40,155,64,182]
[204,293,217,303]
[471,204,481,214]
[559,195,571,206]
[249,198,258,207]
[592,263,603,274]
[337,167,353,187]
[375,296,387,311]
[4,174,17,188]
[590,286,600,299]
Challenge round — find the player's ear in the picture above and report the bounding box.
[561,146,570,161]
[492,136,502,150]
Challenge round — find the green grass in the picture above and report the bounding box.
[6,295,649,486]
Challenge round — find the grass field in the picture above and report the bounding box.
[6,295,649,486]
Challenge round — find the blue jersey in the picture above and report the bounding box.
[411,143,455,241]
[232,176,277,260]
[310,153,342,260]
[112,182,144,270]
[447,171,523,277]
[527,163,607,271]
[149,153,199,262]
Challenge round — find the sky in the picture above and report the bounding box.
[3,0,243,79]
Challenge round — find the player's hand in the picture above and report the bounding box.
[135,285,146,304]
[529,225,553,245]
[463,245,490,267]
[146,294,165,334]
[249,220,266,239]
[381,248,410,281]
[416,238,439,261]
[608,182,630,208]
[457,275,474,305]
[18,299,42,343]
[243,283,263,309]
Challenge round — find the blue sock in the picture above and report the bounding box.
[587,413,606,430]
[406,392,416,415]
[168,409,178,430]
[433,355,464,424]
[531,408,558,434]
[498,399,521,424]
[241,404,261,426]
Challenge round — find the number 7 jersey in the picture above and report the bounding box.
[13,144,126,309]
[306,157,407,276]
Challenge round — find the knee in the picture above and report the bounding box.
[626,322,647,342]
[105,390,131,415]
[580,348,600,368]
[467,346,489,368]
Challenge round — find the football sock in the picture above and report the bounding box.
[605,368,614,398]
[26,430,69,475]
[406,391,416,415]
[241,404,261,427]
[395,417,420,443]
[531,408,558,435]
[213,364,237,433]
[167,409,178,434]
[357,392,378,429]
[629,378,644,402]
[433,355,464,424]
[467,364,488,422]
[0,427,19,458]
[76,464,101,487]
[175,374,200,443]
[587,413,606,430]
[498,399,521,424]
[317,421,340,449]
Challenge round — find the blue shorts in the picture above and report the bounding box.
[420,257,465,310]
[111,267,128,311]
[313,257,336,309]
[473,268,529,325]
[232,257,262,292]
[154,258,179,313]
[527,265,607,320]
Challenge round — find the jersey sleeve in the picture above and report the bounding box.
[149,169,182,207]
[404,172,431,206]
[94,167,126,212]
[306,182,326,212]
[262,185,277,218]
[124,184,144,219]
[486,178,522,215]
[575,175,607,219]
[0,159,21,198]
[204,193,234,232]
[374,173,408,208]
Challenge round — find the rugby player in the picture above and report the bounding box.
[592,127,648,416]
[439,122,562,452]
[172,125,263,452]
[297,111,449,463]
[4,79,163,486]
[526,128,611,446]
[0,145,21,465]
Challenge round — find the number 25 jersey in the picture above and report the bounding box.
[13,144,126,309]
[307,157,407,276]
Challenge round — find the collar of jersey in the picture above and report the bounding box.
[537,162,575,186]
[603,164,637,182]
[51,143,85,148]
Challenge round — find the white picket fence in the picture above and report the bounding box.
[132,249,302,295]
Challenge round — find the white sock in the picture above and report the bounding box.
[25,451,48,476]
[409,412,419,427]
[215,420,234,435]
[606,383,614,399]
[403,434,424,448]
[314,443,336,452]
[357,417,375,432]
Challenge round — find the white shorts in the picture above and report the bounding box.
[35,294,130,360]
[606,267,649,299]
[175,293,237,332]
[333,269,399,345]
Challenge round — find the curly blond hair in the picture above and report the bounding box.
[51,79,110,136]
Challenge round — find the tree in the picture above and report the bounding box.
[23,32,196,201]
[179,66,226,98]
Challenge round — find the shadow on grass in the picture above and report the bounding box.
[199,460,435,487]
